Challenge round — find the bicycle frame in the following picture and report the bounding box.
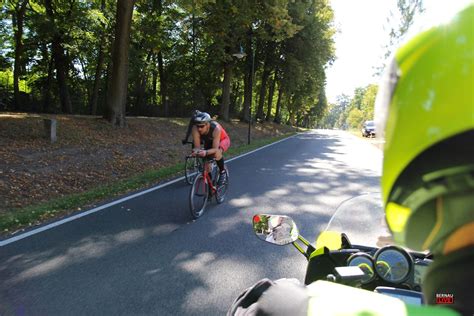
[202,160,218,195]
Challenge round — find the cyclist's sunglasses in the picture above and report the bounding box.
[196,124,206,129]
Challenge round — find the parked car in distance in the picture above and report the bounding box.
[362,120,376,137]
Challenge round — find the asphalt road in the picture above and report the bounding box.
[0,130,383,315]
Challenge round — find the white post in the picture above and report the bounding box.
[43,119,57,143]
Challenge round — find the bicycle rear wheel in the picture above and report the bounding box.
[185,156,201,185]
[216,167,229,204]
[189,174,209,218]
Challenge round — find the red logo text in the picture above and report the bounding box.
[436,294,454,304]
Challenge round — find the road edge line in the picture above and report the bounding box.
[0,132,301,246]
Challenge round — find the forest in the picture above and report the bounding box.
[0,0,336,127]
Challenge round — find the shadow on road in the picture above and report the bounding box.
[0,130,382,315]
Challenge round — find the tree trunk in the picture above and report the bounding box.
[89,0,106,115]
[152,54,158,106]
[158,50,168,116]
[42,45,54,113]
[296,111,302,127]
[12,0,28,111]
[106,0,135,126]
[273,85,283,124]
[289,111,296,126]
[220,62,232,121]
[240,32,254,123]
[231,81,240,116]
[155,0,168,117]
[51,37,73,114]
[44,0,73,114]
[89,45,104,115]
[256,66,270,121]
[103,61,112,117]
[266,72,276,121]
[136,51,152,114]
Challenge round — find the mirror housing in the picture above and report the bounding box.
[252,214,299,245]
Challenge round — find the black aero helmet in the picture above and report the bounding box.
[193,112,211,124]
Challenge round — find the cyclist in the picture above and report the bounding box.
[228,4,473,316]
[265,217,295,245]
[191,112,230,187]
[182,110,202,145]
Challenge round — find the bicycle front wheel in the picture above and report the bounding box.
[185,156,201,185]
[189,174,209,219]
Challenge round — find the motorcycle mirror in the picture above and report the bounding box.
[252,214,299,245]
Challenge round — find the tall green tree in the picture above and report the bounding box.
[6,0,28,110]
[323,84,378,130]
[0,0,337,127]
[278,0,335,126]
[106,0,135,126]
[361,84,378,120]
[88,0,110,115]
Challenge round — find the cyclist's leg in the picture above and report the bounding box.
[216,137,230,172]
[216,138,230,187]
[215,149,224,172]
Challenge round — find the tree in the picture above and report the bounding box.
[277,0,335,127]
[0,0,337,125]
[376,0,424,75]
[106,0,135,126]
[265,71,277,121]
[43,0,74,113]
[89,0,109,115]
[7,0,28,110]
[322,84,378,130]
[347,107,364,129]
[361,84,378,121]
[201,0,251,121]
[202,0,300,122]
[334,94,351,129]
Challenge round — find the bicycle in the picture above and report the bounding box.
[189,156,229,219]
[184,141,203,185]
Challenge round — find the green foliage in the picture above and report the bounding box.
[0,70,13,88]
[1,0,337,121]
[322,84,378,130]
[361,84,378,120]
[334,94,350,129]
[277,0,335,126]
[347,107,364,129]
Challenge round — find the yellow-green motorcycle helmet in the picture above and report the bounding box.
[375,4,474,253]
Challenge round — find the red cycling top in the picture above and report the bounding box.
[201,121,229,148]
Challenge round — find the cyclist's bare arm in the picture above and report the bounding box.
[206,127,221,156]
[191,126,202,154]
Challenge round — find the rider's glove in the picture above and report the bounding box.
[227,278,307,316]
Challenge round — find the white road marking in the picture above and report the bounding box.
[0,133,299,246]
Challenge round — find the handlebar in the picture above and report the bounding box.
[189,149,215,161]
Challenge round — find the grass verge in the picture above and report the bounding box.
[348,129,363,138]
[0,132,297,235]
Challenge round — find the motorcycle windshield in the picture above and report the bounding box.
[323,192,393,248]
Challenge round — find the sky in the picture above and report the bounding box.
[325,0,473,104]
